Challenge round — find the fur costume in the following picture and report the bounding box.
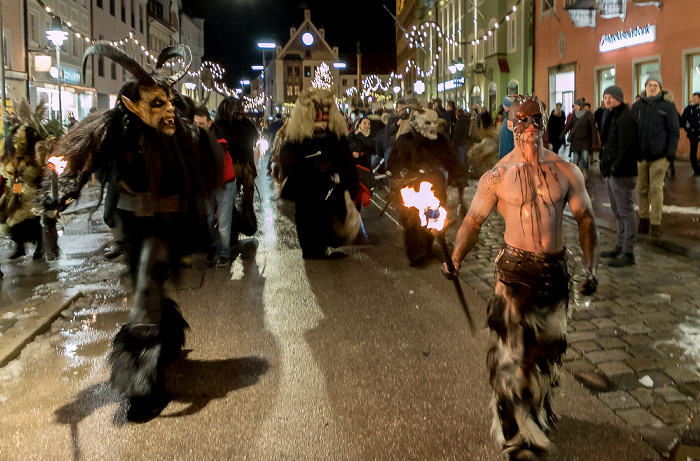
[40,42,220,422]
[387,107,466,266]
[0,100,57,259]
[487,244,569,460]
[278,88,360,259]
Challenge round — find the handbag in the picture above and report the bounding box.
[330,189,361,245]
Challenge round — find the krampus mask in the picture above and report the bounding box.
[408,108,439,140]
[508,94,547,145]
[83,42,192,135]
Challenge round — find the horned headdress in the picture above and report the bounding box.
[82,41,193,87]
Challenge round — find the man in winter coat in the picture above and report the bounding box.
[560,98,597,179]
[599,86,640,267]
[631,71,680,237]
[680,92,700,176]
[547,103,566,155]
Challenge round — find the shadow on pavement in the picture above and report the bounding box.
[163,355,269,417]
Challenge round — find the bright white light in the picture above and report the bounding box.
[301,32,314,46]
[251,65,264,70]
[333,62,346,68]
[393,86,401,94]
[47,30,69,47]
[240,80,250,85]
[610,68,616,76]
[257,42,276,49]
[455,62,465,71]
[184,82,196,90]
[49,67,59,79]
[413,80,426,95]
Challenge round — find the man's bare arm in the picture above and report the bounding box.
[566,165,599,274]
[450,168,500,271]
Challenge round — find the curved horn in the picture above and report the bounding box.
[155,44,192,84]
[83,41,155,87]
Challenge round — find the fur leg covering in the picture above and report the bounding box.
[486,282,568,460]
[109,299,189,421]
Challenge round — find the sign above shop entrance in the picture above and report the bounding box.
[599,24,656,53]
[438,77,465,93]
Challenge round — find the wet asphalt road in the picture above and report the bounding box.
[0,175,659,460]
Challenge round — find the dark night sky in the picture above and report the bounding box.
[183,0,397,88]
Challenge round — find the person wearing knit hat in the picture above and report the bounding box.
[645,71,663,88]
[498,95,517,158]
[631,70,680,236]
[603,85,624,104]
[600,85,640,267]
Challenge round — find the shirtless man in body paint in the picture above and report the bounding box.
[445,94,598,460]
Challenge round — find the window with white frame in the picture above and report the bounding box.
[507,12,517,53]
[467,34,475,66]
[477,29,484,63]
[487,19,497,56]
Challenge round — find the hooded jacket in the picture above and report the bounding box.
[600,103,639,178]
[561,110,597,153]
[631,89,680,162]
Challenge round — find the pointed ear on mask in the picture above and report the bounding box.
[121,94,142,117]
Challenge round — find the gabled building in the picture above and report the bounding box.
[265,10,344,116]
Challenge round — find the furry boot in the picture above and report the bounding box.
[109,299,189,422]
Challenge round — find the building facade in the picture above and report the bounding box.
[91,0,148,110]
[178,10,204,101]
[534,0,698,155]
[24,0,95,123]
[407,0,534,113]
[266,10,344,117]
[1,0,29,116]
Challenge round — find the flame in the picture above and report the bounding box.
[401,181,447,231]
[48,156,68,175]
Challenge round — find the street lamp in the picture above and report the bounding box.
[257,42,276,117]
[46,17,68,125]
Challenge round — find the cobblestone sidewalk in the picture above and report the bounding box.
[449,186,700,459]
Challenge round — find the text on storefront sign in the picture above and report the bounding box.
[599,24,656,53]
[438,77,465,92]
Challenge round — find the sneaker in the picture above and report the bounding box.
[650,225,661,237]
[216,256,230,267]
[608,253,636,267]
[638,218,650,234]
[600,246,622,258]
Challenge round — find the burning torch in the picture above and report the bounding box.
[401,182,476,333]
[47,156,67,209]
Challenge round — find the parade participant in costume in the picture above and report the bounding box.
[0,100,59,260]
[213,97,259,239]
[277,88,360,259]
[40,42,221,422]
[387,106,466,266]
[445,94,598,460]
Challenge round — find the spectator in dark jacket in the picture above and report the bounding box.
[547,103,566,155]
[374,112,392,171]
[560,98,597,179]
[445,100,457,138]
[452,109,471,168]
[599,86,640,267]
[631,71,680,236]
[680,92,700,175]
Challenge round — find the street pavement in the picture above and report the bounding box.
[0,164,697,459]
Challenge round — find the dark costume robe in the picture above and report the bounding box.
[278,131,359,258]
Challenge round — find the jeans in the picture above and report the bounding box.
[457,145,468,168]
[606,176,638,255]
[637,157,669,226]
[207,180,236,258]
[571,150,589,171]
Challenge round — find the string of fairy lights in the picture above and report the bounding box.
[33,0,519,111]
[404,1,521,78]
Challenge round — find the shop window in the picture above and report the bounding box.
[294,86,300,95]
[467,34,475,66]
[286,85,293,96]
[507,12,517,53]
[477,29,484,63]
[687,53,700,98]
[487,19,497,56]
[596,67,616,105]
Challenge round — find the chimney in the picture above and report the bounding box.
[304,9,310,21]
